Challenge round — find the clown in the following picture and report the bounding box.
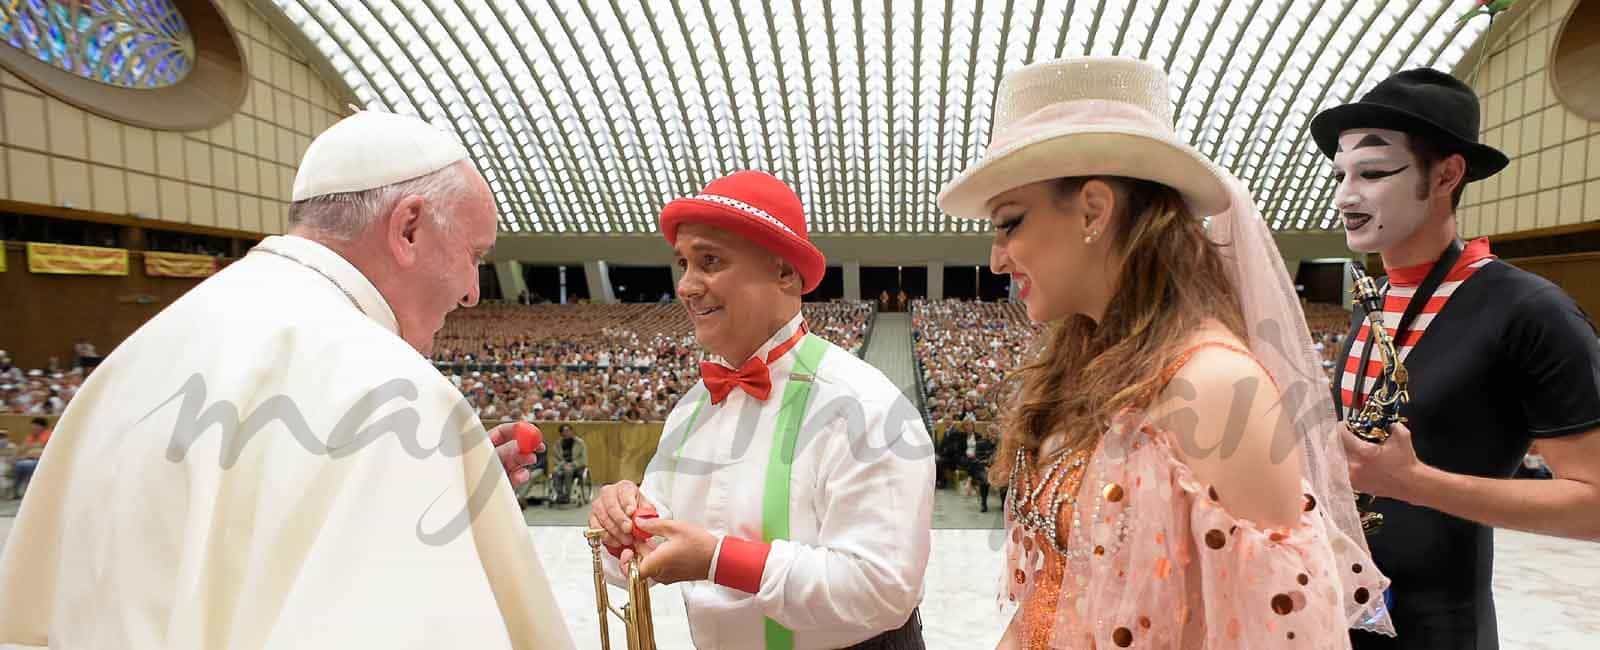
[589,171,935,649]
[1313,68,1600,650]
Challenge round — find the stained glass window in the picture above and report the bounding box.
[0,0,195,89]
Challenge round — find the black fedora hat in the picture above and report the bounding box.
[1310,67,1508,182]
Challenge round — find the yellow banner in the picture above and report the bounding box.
[27,242,130,276]
[0,240,7,273]
[145,251,218,278]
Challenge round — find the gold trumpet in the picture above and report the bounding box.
[585,528,657,650]
[1346,262,1410,534]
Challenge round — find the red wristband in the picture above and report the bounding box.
[714,536,771,594]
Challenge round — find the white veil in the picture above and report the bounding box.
[1208,171,1396,636]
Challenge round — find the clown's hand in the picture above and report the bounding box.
[633,517,718,585]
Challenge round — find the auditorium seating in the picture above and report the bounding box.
[912,299,1351,431]
[432,301,873,421]
[912,299,1041,428]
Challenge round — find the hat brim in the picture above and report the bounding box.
[660,198,826,294]
[938,127,1233,219]
[1309,103,1509,182]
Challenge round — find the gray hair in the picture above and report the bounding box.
[287,162,470,241]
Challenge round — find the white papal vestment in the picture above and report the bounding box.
[0,235,573,650]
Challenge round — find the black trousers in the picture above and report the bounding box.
[1350,595,1497,650]
[844,608,925,650]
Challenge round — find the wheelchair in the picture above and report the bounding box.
[545,466,592,508]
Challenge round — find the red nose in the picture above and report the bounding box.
[513,421,543,455]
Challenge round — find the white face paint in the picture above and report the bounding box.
[1330,128,1431,254]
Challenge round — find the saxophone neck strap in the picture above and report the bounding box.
[1345,239,1464,420]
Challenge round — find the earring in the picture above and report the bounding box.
[1084,230,1097,244]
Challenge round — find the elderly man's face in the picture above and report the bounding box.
[673,223,798,363]
[389,163,498,355]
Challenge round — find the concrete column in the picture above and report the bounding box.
[927,261,945,300]
[843,261,861,301]
[493,261,526,302]
[584,260,616,304]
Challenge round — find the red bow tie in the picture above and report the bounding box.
[701,357,773,405]
[700,326,808,405]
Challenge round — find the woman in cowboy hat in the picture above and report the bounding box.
[939,56,1391,648]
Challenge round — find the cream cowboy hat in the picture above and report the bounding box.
[938,56,1232,219]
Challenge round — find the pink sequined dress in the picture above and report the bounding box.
[1000,343,1388,649]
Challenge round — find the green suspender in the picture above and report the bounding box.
[762,333,829,650]
[666,334,830,650]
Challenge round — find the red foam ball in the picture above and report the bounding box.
[513,421,543,455]
[631,505,659,544]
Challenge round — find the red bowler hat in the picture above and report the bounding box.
[659,170,825,294]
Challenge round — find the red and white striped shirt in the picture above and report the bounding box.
[1339,238,1496,410]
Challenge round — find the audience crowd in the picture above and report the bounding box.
[0,299,1352,426]
[912,299,1042,427]
[0,351,87,417]
[1303,301,1351,382]
[913,299,1354,431]
[432,301,873,422]
[0,297,1561,508]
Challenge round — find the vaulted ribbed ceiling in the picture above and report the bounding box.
[270,0,1493,233]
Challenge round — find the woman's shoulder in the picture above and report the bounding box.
[1152,325,1273,401]
[1142,323,1306,529]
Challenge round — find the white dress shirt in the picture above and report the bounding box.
[606,312,934,649]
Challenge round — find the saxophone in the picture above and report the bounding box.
[1346,261,1410,534]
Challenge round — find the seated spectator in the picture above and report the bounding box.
[0,430,13,495]
[968,423,998,513]
[12,418,50,498]
[74,338,98,367]
[935,420,969,490]
[549,424,588,504]
[514,446,549,507]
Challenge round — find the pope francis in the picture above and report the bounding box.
[0,111,574,649]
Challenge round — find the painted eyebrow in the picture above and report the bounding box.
[1338,134,1392,152]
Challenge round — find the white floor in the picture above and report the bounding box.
[541,527,1012,649]
[0,520,1595,648]
[541,527,1600,650]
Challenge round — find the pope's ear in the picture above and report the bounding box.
[386,194,428,266]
